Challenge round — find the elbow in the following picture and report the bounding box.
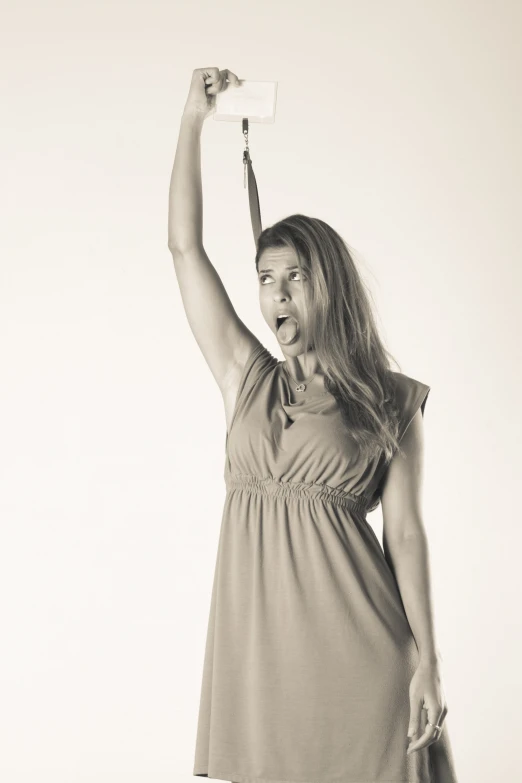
[386,528,427,552]
[168,239,201,256]
[168,241,187,258]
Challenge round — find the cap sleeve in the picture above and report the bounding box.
[391,371,431,444]
[365,371,431,513]
[230,340,279,425]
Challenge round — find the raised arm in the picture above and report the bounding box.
[168,68,261,396]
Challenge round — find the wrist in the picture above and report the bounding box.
[181,107,207,128]
[418,648,443,667]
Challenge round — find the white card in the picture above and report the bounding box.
[213,80,278,123]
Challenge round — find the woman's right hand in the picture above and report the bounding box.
[183,67,240,121]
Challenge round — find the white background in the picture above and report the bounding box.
[1,1,521,781]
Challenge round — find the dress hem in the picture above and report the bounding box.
[193,767,428,783]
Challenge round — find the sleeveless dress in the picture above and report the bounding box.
[193,341,458,783]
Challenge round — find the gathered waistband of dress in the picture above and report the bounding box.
[225,473,369,512]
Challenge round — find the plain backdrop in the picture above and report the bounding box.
[1,1,521,782]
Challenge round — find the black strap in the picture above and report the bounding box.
[242,118,262,248]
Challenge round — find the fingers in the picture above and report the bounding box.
[204,68,240,95]
[407,722,438,755]
[407,702,448,755]
[407,696,423,740]
[223,69,240,86]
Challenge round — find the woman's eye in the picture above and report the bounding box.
[259,272,305,284]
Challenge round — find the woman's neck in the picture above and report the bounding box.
[283,350,321,383]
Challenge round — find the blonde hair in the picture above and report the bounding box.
[255,214,404,464]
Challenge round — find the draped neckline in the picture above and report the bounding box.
[279,361,333,408]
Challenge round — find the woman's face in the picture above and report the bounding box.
[257,246,312,354]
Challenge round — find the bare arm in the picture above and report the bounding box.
[381,410,451,750]
[167,110,204,252]
[167,69,261,393]
[380,409,442,664]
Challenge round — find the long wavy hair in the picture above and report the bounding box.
[255,214,404,465]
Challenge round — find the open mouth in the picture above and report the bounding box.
[275,315,290,330]
[275,314,300,345]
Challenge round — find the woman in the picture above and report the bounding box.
[169,67,459,783]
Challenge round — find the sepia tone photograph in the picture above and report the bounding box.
[2,2,521,783]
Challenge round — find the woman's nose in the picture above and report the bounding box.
[273,284,290,301]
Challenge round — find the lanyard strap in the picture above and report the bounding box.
[242,118,262,248]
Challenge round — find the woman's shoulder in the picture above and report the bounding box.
[387,369,431,440]
[388,369,430,399]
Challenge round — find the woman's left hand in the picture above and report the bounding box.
[406,660,448,755]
